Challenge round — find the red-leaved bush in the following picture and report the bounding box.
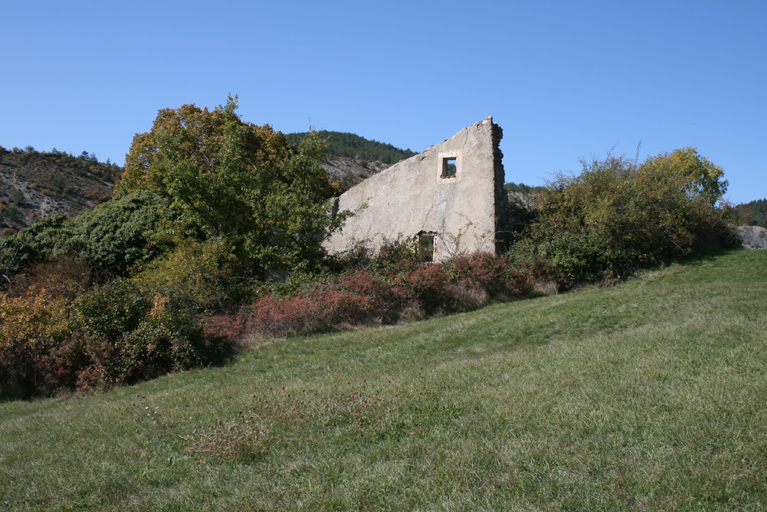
[246,252,535,339]
[449,252,531,298]
[200,311,249,342]
[402,264,450,315]
[247,271,409,337]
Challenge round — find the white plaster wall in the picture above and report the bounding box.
[324,117,499,261]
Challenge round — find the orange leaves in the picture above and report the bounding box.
[0,290,71,350]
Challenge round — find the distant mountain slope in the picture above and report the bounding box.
[285,131,417,164]
[0,146,121,234]
[738,198,767,229]
[286,131,417,191]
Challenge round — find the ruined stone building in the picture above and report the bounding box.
[324,117,511,262]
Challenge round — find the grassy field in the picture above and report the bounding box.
[1,249,766,511]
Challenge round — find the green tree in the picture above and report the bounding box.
[0,215,74,279]
[71,191,174,277]
[739,198,767,228]
[120,96,342,276]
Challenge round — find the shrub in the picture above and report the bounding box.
[6,256,95,300]
[245,254,537,339]
[247,273,396,338]
[512,151,739,284]
[338,270,404,323]
[402,264,449,315]
[246,241,549,340]
[199,311,248,343]
[75,280,229,384]
[0,215,75,280]
[132,238,251,313]
[71,190,174,277]
[0,290,77,398]
[0,279,234,399]
[444,278,490,312]
[372,237,421,276]
[247,293,327,338]
[448,252,531,298]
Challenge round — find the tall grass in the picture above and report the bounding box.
[1,249,765,511]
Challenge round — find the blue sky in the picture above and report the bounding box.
[2,0,765,204]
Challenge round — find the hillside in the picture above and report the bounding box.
[738,197,767,228]
[285,130,417,164]
[1,249,765,510]
[0,146,120,234]
[286,130,417,190]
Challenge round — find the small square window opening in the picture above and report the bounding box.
[441,158,457,179]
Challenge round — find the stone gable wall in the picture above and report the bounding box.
[324,117,507,261]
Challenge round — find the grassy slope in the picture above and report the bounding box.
[1,250,766,511]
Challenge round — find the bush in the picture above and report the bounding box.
[444,278,490,312]
[402,264,449,315]
[0,279,234,399]
[75,280,230,384]
[511,151,739,284]
[247,270,405,337]
[0,290,77,398]
[448,252,531,298]
[71,190,174,277]
[0,215,75,280]
[246,252,535,339]
[132,238,252,313]
[0,191,174,286]
[338,270,404,323]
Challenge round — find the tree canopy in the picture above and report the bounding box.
[120,96,342,275]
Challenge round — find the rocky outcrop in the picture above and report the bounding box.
[737,225,767,249]
[0,149,116,233]
[321,157,389,191]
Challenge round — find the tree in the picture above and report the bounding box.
[639,147,727,206]
[0,215,74,281]
[120,96,342,276]
[71,190,174,277]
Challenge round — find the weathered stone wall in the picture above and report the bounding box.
[324,117,506,261]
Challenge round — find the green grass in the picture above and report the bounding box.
[2,249,766,511]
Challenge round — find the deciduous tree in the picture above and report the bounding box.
[120,96,342,275]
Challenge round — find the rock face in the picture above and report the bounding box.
[324,117,509,262]
[737,225,767,249]
[0,149,116,234]
[321,157,390,191]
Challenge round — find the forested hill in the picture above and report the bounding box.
[739,198,767,228]
[285,131,417,191]
[0,146,120,234]
[285,131,417,164]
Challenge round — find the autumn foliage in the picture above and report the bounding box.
[0,260,233,400]
[0,97,740,400]
[245,251,534,339]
